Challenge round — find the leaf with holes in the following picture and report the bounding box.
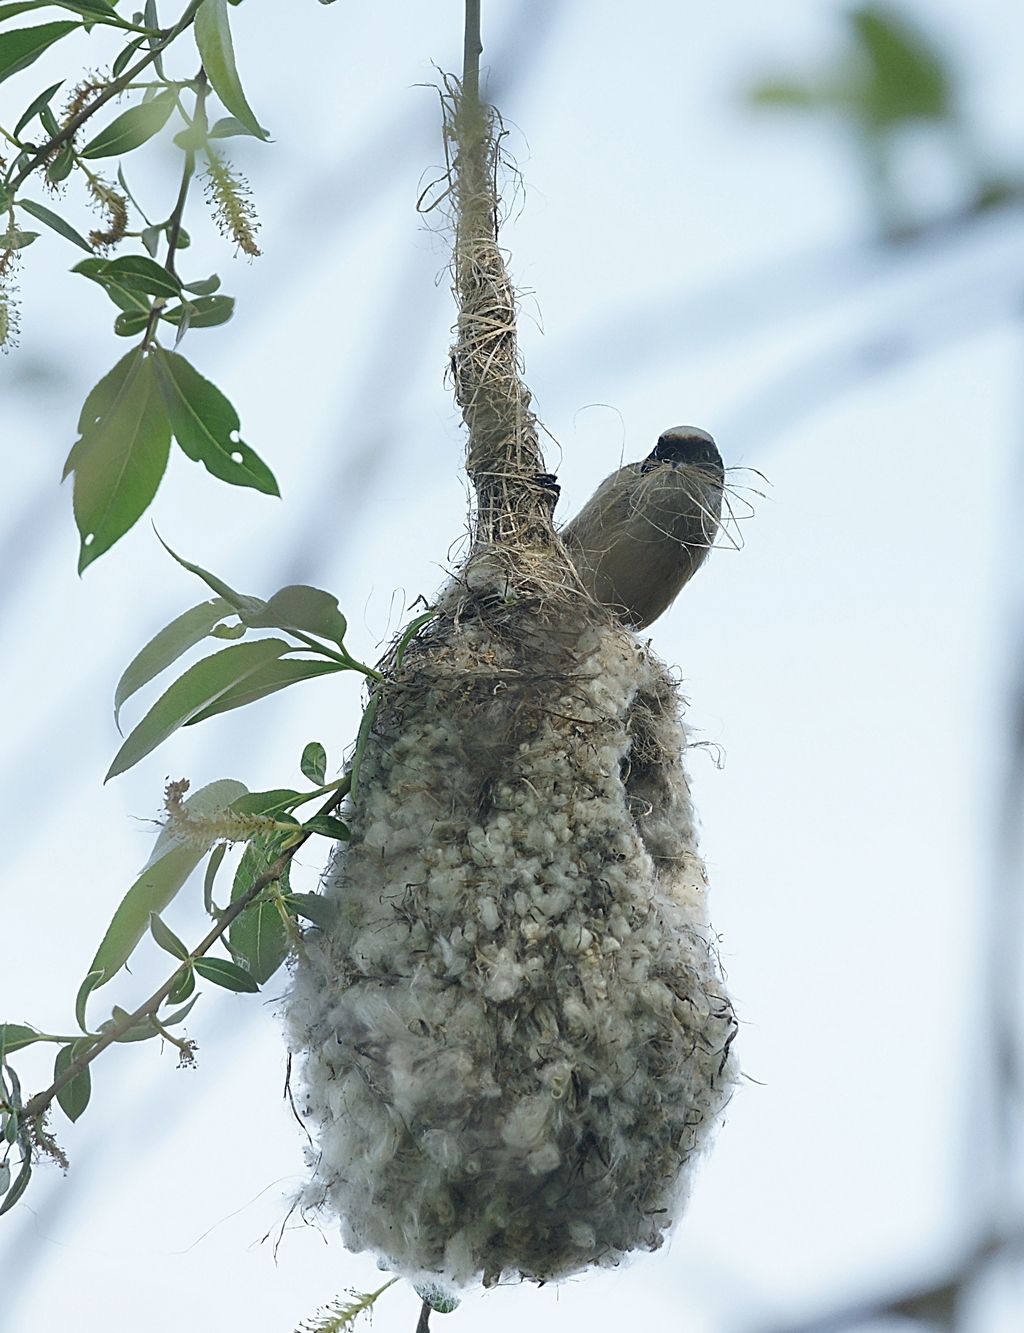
[64,350,172,572]
[151,348,278,496]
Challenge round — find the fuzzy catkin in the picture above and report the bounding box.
[285,572,737,1288]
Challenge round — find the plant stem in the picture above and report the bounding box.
[22,784,347,1124]
[7,0,204,193]
[462,0,482,106]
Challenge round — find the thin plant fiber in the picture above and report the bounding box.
[284,75,737,1290]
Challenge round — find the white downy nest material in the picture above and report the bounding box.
[285,559,738,1288]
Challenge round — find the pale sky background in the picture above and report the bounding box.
[1,1,1023,1330]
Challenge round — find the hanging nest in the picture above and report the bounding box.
[284,73,738,1290]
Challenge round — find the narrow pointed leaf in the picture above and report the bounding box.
[74,969,103,1031]
[149,912,189,961]
[156,536,265,619]
[16,197,93,252]
[54,1045,91,1122]
[114,595,232,730]
[194,0,269,140]
[66,350,172,571]
[194,956,260,992]
[203,842,227,915]
[151,348,279,496]
[0,1024,44,1055]
[0,23,78,86]
[184,656,340,727]
[12,76,62,136]
[79,88,175,157]
[106,639,291,778]
[87,779,247,983]
[0,1159,31,1216]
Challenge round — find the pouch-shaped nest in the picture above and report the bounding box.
[285,557,737,1287]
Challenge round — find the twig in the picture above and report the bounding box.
[7,0,204,193]
[22,782,348,1125]
[415,1300,432,1333]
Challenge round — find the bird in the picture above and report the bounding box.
[560,426,724,630]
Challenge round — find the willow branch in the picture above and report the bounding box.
[7,0,204,193]
[22,782,348,1124]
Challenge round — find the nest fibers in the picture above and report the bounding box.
[285,557,738,1288]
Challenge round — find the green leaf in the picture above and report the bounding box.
[160,294,235,329]
[0,1159,31,1216]
[748,80,818,110]
[46,140,74,184]
[149,912,189,961]
[207,114,256,138]
[79,88,176,158]
[156,537,265,619]
[231,788,300,817]
[12,76,62,137]
[74,969,103,1031]
[246,585,348,648]
[65,350,172,572]
[114,595,232,730]
[300,741,327,785]
[54,1045,91,1122]
[283,892,334,929]
[160,995,199,1028]
[0,228,38,250]
[209,621,245,640]
[107,1008,158,1042]
[73,265,150,314]
[0,1023,43,1055]
[194,0,269,141]
[74,254,182,299]
[181,273,220,296]
[301,815,349,841]
[184,655,341,727]
[113,311,150,337]
[106,639,291,778]
[229,838,289,983]
[165,965,194,1002]
[203,842,227,915]
[16,197,93,252]
[111,32,145,78]
[0,23,78,87]
[852,5,951,125]
[151,348,279,496]
[86,779,247,983]
[193,956,259,993]
[0,1162,10,1195]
